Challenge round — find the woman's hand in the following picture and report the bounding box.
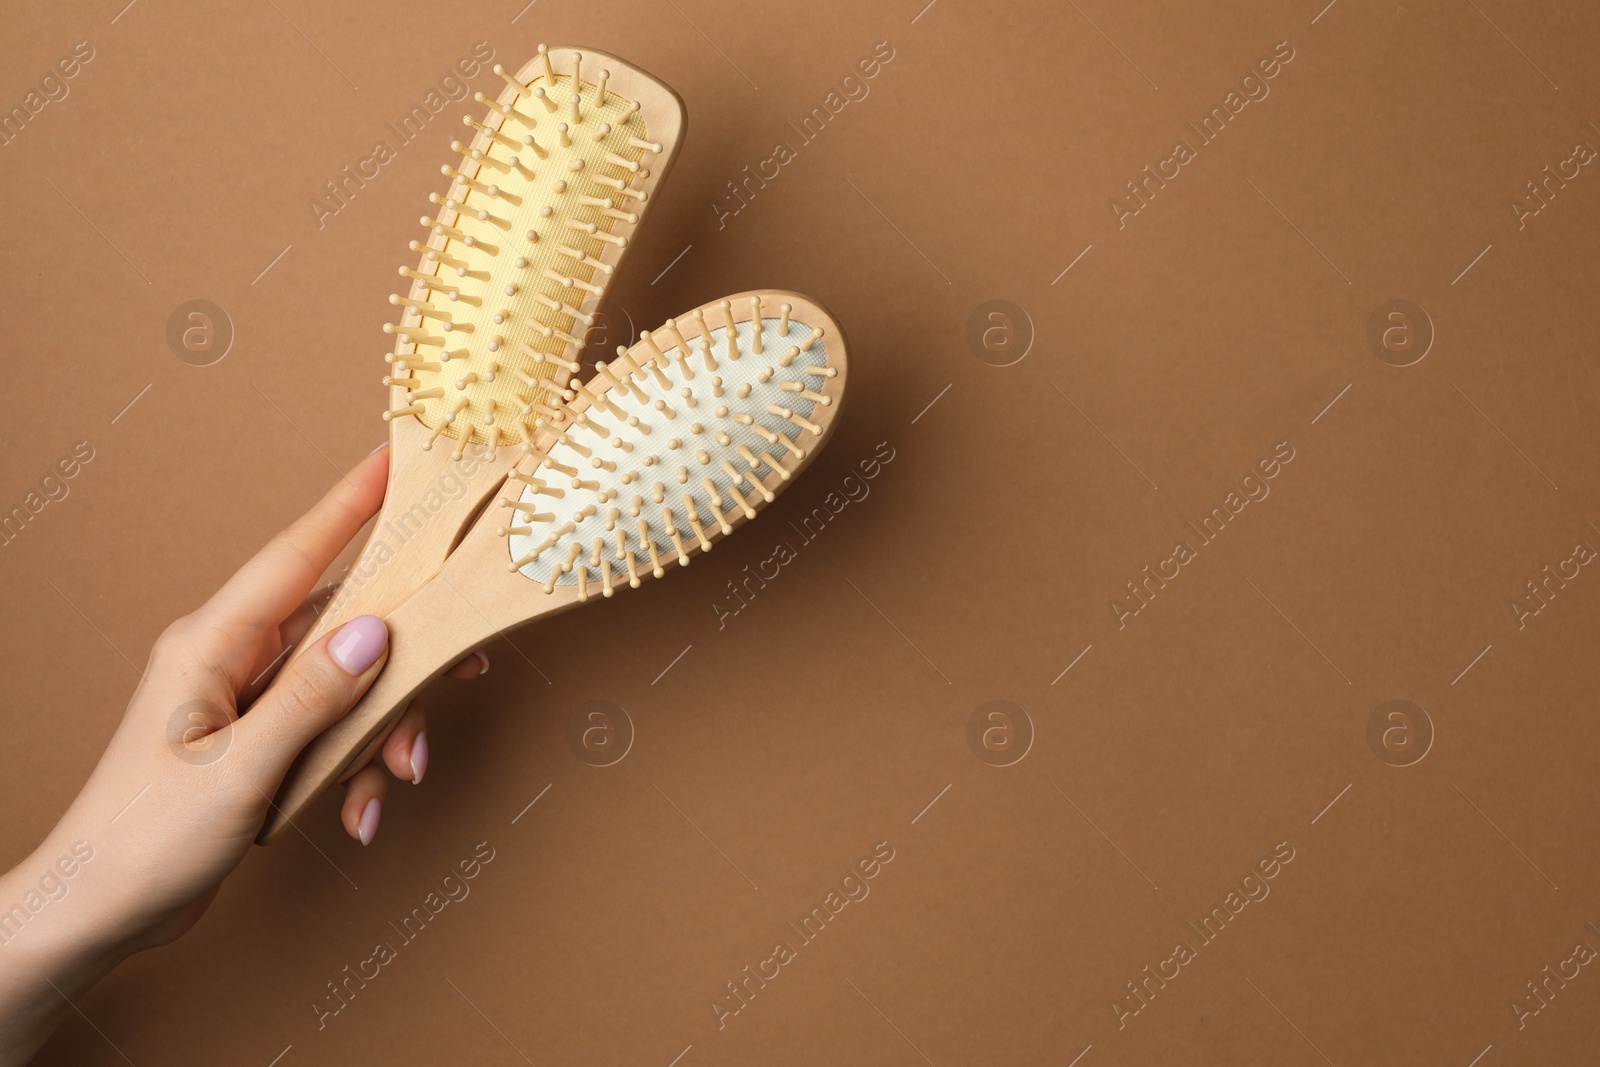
[0,446,484,1065]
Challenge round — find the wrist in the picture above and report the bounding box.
[3,831,129,950]
[0,840,137,1043]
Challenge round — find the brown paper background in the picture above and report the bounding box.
[4,0,1600,1062]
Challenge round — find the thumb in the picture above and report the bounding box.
[238,614,389,779]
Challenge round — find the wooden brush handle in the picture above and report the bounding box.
[259,436,571,845]
[295,429,517,654]
[257,572,494,844]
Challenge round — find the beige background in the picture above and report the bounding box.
[4,0,1600,1063]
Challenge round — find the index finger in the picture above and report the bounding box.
[198,446,390,637]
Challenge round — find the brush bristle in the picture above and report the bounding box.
[383,47,666,459]
[502,295,841,600]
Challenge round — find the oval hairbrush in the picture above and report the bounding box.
[303,44,685,653]
[260,291,847,843]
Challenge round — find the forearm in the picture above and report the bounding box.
[0,839,135,1066]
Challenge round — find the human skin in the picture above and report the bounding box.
[0,447,484,1064]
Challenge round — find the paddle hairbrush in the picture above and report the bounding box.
[260,291,847,843]
[301,45,685,653]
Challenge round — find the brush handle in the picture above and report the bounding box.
[295,430,516,653]
[258,439,518,831]
[257,570,496,844]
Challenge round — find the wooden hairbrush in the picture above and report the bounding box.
[299,44,685,655]
[260,291,848,843]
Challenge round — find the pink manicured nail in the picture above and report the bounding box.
[475,650,490,675]
[358,797,381,845]
[410,732,429,785]
[329,615,387,675]
[368,440,391,455]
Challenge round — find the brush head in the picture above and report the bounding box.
[382,46,684,460]
[498,292,847,600]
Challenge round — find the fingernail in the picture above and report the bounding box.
[358,797,381,845]
[368,440,391,455]
[410,732,429,785]
[474,650,490,675]
[329,615,387,675]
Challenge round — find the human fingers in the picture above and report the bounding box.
[195,449,388,685]
[235,585,341,706]
[280,584,339,650]
[234,614,389,783]
[340,760,389,844]
[445,649,490,680]
[339,696,428,843]
[378,699,428,785]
